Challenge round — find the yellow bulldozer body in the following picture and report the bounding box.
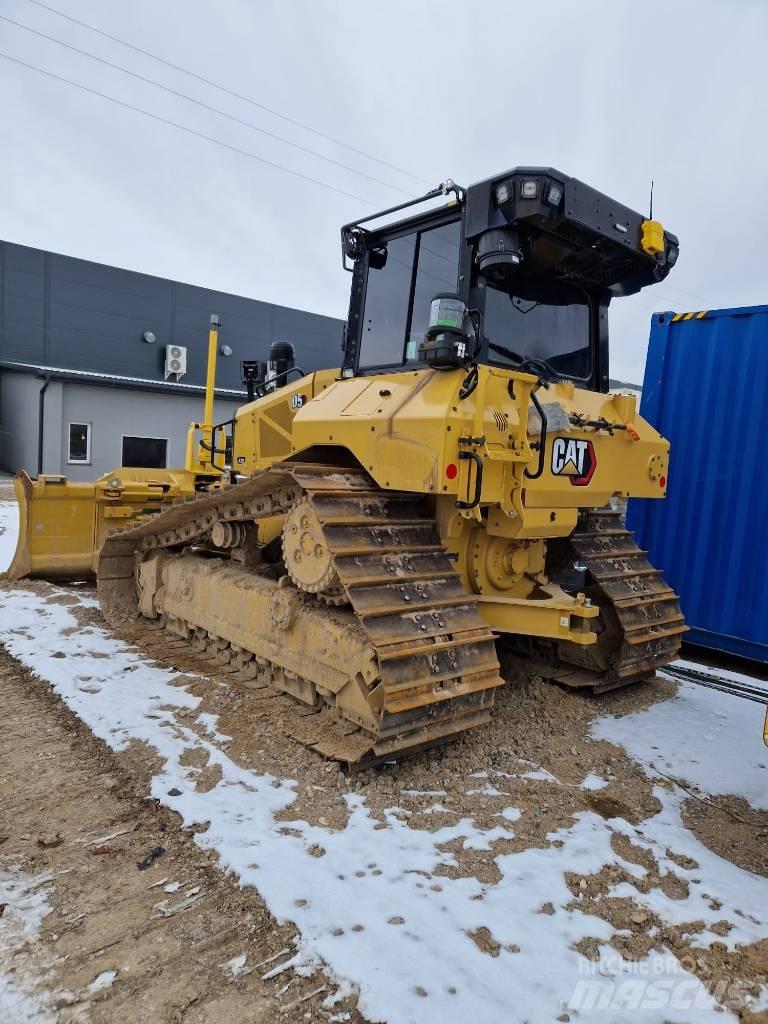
[238,365,667,513]
[226,363,669,645]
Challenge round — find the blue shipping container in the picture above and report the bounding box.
[627,304,768,664]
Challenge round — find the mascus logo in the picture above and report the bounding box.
[551,437,596,486]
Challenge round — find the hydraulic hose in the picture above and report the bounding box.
[524,389,548,480]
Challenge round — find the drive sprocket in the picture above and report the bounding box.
[282,495,342,602]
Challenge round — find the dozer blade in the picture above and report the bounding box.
[7,472,99,580]
[4,469,197,581]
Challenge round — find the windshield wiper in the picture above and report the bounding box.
[487,341,558,382]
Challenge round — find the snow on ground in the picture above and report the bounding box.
[0,862,56,1023]
[0,498,19,574]
[593,665,768,810]
[2,590,768,1020]
[1,500,767,1022]
[580,772,609,791]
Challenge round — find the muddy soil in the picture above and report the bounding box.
[108,601,768,1018]
[0,645,364,1023]
[1,560,767,1019]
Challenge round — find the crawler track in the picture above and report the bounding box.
[97,477,684,762]
[552,508,687,693]
[98,463,504,768]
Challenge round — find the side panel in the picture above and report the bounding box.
[232,369,340,470]
[292,367,671,509]
[628,306,768,663]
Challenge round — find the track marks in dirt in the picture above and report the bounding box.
[0,644,364,1023]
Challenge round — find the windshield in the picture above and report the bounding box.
[483,281,592,379]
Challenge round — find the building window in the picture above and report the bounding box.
[68,423,91,464]
[122,436,168,469]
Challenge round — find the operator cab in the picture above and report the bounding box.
[341,167,679,392]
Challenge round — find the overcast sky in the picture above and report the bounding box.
[1,0,766,384]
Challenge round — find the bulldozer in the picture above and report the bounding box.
[6,166,686,767]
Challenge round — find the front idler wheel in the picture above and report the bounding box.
[281,497,347,605]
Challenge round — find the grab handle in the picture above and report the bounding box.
[455,451,483,510]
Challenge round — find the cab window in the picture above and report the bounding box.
[358,219,460,370]
[358,234,416,370]
[406,221,462,360]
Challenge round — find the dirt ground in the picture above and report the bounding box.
[0,644,364,1023]
[1,498,767,1019]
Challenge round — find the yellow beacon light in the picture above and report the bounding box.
[641,219,665,257]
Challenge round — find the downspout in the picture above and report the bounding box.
[37,374,50,476]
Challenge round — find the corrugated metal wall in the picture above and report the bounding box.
[628,305,768,662]
[0,239,344,390]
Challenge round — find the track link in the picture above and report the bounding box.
[98,463,504,768]
[552,508,687,693]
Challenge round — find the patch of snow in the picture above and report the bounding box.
[593,671,768,809]
[88,970,117,992]
[520,767,560,783]
[465,784,502,797]
[322,976,354,1008]
[0,980,54,1024]
[499,807,522,823]
[401,789,446,797]
[224,953,249,978]
[420,803,456,815]
[0,500,19,574]
[580,772,609,791]
[745,984,768,1013]
[570,945,727,1019]
[0,865,52,941]
[2,587,766,1023]
[0,861,56,1023]
[608,786,768,950]
[0,590,206,756]
[460,823,515,851]
[197,711,232,744]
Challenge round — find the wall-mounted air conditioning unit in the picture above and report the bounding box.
[164,344,187,380]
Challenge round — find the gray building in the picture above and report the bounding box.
[0,240,343,480]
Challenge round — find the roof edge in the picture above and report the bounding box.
[0,361,247,400]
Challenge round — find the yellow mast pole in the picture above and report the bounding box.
[204,313,219,430]
[185,313,220,473]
